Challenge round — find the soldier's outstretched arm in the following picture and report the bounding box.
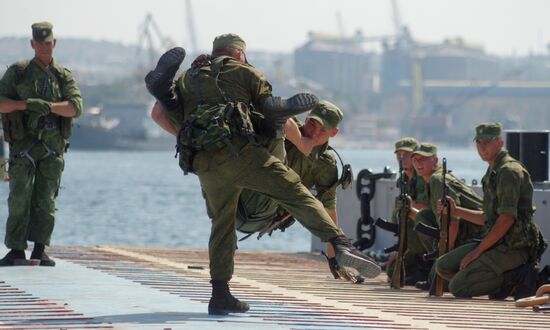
[151,102,178,136]
[284,119,316,156]
[437,196,485,225]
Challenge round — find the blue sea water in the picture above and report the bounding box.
[0,147,487,252]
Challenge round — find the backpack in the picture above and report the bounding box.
[176,57,256,174]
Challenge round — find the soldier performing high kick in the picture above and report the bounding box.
[144,34,381,315]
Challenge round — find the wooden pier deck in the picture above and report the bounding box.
[1,246,548,329]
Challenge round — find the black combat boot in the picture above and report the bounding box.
[329,235,381,278]
[262,93,319,120]
[30,243,56,267]
[489,263,537,300]
[405,258,432,286]
[0,249,26,266]
[144,47,186,112]
[208,280,250,315]
[514,263,538,300]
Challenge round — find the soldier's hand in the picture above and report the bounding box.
[395,195,412,212]
[326,254,363,284]
[436,196,457,215]
[26,98,52,116]
[191,54,211,69]
[460,248,482,270]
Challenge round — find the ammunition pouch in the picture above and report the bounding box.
[176,101,257,175]
[1,112,26,142]
[175,140,195,175]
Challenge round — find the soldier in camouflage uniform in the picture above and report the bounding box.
[0,22,82,266]
[408,143,486,290]
[385,137,431,285]
[145,34,380,315]
[435,123,547,299]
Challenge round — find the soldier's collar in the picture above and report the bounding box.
[309,142,329,160]
[491,150,509,169]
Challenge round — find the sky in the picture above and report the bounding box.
[1,0,549,56]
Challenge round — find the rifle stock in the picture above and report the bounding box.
[431,158,450,296]
[390,160,408,289]
[375,217,398,234]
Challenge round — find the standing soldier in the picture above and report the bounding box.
[0,22,82,266]
[435,123,547,299]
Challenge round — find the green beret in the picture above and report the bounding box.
[212,33,246,51]
[32,22,54,42]
[412,143,438,157]
[474,122,502,141]
[394,137,419,153]
[307,100,343,131]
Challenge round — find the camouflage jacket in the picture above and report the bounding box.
[482,150,546,258]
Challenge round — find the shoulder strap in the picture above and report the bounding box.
[190,56,232,105]
[316,145,353,199]
[13,60,31,85]
[210,56,231,103]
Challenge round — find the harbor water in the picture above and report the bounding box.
[0,148,488,252]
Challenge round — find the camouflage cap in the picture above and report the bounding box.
[412,142,438,157]
[474,122,502,141]
[394,137,419,153]
[307,100,343,131]
[212,33,246,51]
[32,22,54,42]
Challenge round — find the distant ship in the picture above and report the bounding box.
[69,107,122,150]
[70,106,174,151]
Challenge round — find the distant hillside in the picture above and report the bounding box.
[0,37,144,84]
[0,36,297,107]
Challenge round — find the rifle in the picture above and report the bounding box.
[391,159,409,289]
[431,157,450,296]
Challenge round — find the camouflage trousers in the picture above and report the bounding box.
[5,142,64,250]
[193,136,343,281]
[435,242,528,297]
[236,138,286,233]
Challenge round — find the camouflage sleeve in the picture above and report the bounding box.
[496,166,520,218]
[247,66,272,108]
[0,65,19,101]
[314,155,339,210]
[61,68,83,118]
